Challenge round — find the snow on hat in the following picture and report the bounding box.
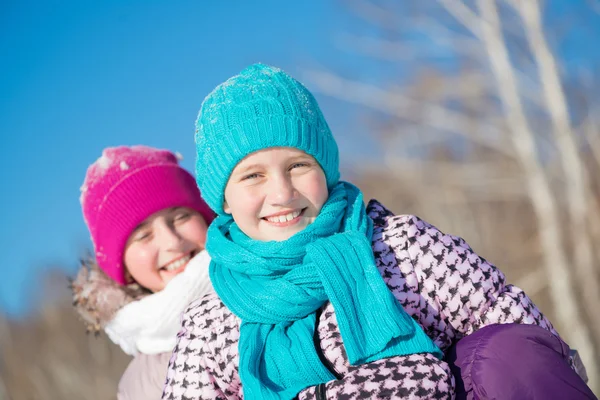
[80,145,214,285]
[194,63,340,214]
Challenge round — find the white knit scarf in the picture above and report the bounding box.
[104,250,213,355]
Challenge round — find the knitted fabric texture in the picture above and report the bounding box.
[208,182,442,400]
[195,63,340,213]
[80,145,214,285]
[104,250,214,355]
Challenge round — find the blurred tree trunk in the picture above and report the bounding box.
[515,0,600,341]
[472,0,598,384]
[0,270,130,400]
[306,0,600,393]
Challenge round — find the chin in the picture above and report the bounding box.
[272,229,303,242]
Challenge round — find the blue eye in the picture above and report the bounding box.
[242,173,260,180]
[290,162,309,169]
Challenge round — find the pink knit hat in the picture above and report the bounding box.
[80,145,214,285]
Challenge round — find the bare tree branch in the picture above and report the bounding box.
[334,33,418,61]
[516,0,600,360]
[585,0,600,14]
[400,17,485,59]
[476,0,599,387]
[438,0,483,38]
[582,113,600,168]
[318,2,600,391]
[302,68,514,156]
[515,268,547,299]
[344,0,402,31]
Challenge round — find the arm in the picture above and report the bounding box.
[399,215,559,345]
[162,297,241,400]
[117,352,172,400]
[297,353,453,400]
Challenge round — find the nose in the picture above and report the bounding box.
[267,174,297,206]
[155,220,182,251]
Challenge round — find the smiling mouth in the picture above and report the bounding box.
[262,208,306,225]
[160,249,199,272]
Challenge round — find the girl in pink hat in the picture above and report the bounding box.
[71,145,214,400]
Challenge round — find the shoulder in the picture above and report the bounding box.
[118,352,171,400]
[366,199,434,244]
[367,200,471,273]
[180,291,239,335]
[71,257,150,334]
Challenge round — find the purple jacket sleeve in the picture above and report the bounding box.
[447,323,596,399]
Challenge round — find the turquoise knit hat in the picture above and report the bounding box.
[195,63,340,214]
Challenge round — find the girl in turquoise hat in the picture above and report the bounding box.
[162,64,589,400]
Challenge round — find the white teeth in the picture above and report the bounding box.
[286,212,297,221]
[267,210,301,223]
[163,254,192,271]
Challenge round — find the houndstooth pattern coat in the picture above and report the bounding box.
[162,200,559,400]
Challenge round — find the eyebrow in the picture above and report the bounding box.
[131,207,184,232]
[289,155,313,163]
[232,153,316,179]
[132,220,150,231]
[130,223,149,238]
[234,163,264,175]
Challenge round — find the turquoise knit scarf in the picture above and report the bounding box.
[207,182,442,400]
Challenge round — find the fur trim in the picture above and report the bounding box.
[69,255,151,334]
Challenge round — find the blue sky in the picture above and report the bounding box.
[0,0,368,317]
[1,0,599,317]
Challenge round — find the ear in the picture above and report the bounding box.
[124,269,135,285]
[223,200,232,214]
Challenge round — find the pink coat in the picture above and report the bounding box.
[118,352,172,400]
[162,200,561,399]
[71,252,173,400]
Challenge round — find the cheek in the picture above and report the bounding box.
[303,173,329,209]
[123,245,154,276]
[226,187,263,221]
[181,217,209,246]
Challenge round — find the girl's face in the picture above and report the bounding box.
[123,207,207,292]
[223,147,329,242]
